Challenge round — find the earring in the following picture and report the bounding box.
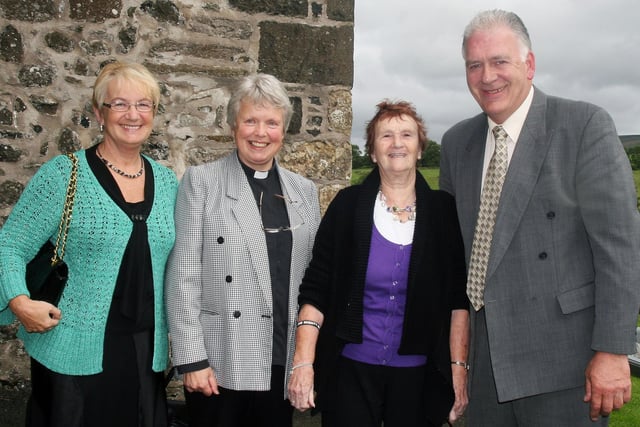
[99,123,104,132]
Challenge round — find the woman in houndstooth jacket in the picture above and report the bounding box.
[166,73,321,427]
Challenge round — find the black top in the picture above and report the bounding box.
[240,158,292,367]
[86,144,155,333]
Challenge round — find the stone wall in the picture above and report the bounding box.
[0,0,353,389]
[0,0,354,225]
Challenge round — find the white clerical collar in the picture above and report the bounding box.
[254,170,269,179]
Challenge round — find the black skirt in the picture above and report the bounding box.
[27,329,167,427]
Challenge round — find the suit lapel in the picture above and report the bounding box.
[486,89,554,279]
[227,155,273,310]
[278,171,304,240]
[278,169,305,278]
[278,169,310,321]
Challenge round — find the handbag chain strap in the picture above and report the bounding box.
[51,153,78,265]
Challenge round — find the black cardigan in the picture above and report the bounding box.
[298,167,468,423]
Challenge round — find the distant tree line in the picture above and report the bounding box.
[352,141,441,169]
[625,146,640,170]
[353,143,640,171]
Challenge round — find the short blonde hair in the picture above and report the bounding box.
[92,61,161,114]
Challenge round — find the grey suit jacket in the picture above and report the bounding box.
[440,88,640,402]
[166,151,320,394]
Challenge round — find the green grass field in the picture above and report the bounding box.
[351,167,440,187]
[352,168,640,425]
[611,376,640,426]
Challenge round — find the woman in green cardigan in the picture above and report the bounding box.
[0,62,177,427]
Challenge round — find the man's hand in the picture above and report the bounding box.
[584,351,631,421]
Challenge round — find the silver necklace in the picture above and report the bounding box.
[96,147,144,179]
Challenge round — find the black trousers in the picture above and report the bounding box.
[321,356,427,427]
[184,365,293,427]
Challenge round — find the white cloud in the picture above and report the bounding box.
[352,0,640,145]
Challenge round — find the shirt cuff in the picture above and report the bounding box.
[176,359,210,374]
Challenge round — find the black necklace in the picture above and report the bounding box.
[96,147,144,179]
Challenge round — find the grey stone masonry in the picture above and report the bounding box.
[0,0,354,226]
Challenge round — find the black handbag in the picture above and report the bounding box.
[25,153,78,306]
[165,367,189,427]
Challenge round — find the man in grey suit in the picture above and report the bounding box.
[440,9,640,426]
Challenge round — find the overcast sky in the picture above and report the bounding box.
[351,0,640,147]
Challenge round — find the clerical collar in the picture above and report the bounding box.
[238,155,277,180]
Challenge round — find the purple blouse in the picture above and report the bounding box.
[342,225,427,367]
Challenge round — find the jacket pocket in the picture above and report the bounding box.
[556,282,595,314]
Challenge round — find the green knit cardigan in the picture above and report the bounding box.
[0,150,177,375]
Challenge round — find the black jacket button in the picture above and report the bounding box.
[225,275,232,283]
[538,252,548,260]
[233,311,241,318]
[217,236,224,244]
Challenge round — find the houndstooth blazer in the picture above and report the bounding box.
[166,151,321,395]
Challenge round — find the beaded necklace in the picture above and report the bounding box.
[378,190,416,222]
[96,147,144,179]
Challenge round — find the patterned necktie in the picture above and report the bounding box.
[467,125,509,311]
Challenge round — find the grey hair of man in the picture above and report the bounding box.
[462,9,532,61]
[226,73,293,132]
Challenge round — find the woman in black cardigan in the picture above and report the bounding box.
[288,101,469,426]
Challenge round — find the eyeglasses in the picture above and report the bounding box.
[259,192,305,233]
[102,100,155,113]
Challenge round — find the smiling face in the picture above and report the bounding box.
[371,115,421,177]
[464,25,535,124]
[94,78,155,149]
[233,100,285,171]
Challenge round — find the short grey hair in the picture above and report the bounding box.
[226,73,293,131]
[462,9,532,61]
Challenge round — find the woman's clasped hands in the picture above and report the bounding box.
[287,362,315,411]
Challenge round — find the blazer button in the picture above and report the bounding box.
[538,252,548,260]
[546,211,555,219]
[217,236,224,244]
[225,275,232,283]
[233,310,241,318]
